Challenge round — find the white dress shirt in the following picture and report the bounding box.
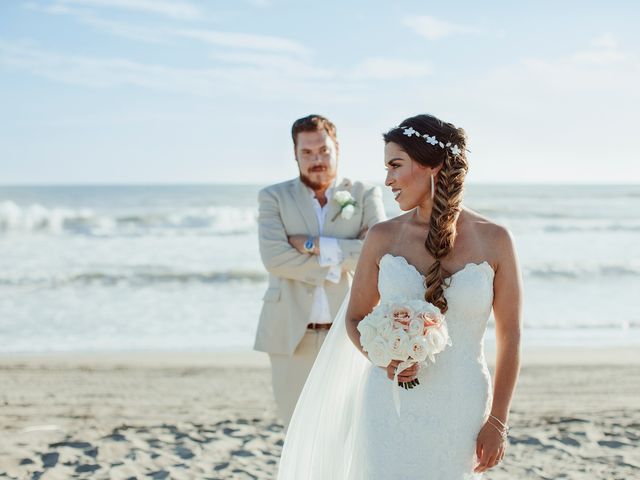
[306,182,344,325]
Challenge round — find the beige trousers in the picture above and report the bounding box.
[269,329,328,429]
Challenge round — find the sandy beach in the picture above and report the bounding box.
[0,348,638,480]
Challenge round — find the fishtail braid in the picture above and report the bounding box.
[424,151,468,312]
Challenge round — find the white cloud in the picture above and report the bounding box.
[25,2,172,43]
[0,40,360,102]
[403,15,482,40]
[27,2,308,54]
[78,14,171,43]
[571,49,633,65]
[432,41,640,183]
[571,34,635,65]
[0,40,208,90]
[350,58,431,79]
[56,0,204,21]
[245,0,271,6]
[471,36,639,99]
[591,33,618,49]
[210,52,334,79]
[175,28,308,55]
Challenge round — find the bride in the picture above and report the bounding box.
[278,114,522,479]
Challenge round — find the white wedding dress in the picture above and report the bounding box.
[278,253,495,480]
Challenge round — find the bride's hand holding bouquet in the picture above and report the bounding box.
[357,298,452,394]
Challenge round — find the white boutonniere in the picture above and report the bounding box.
[331,190,357,221]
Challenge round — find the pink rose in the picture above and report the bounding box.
[392,306,414,331]
[418,310,441,334]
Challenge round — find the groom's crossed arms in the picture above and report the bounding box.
[258,182,386,286]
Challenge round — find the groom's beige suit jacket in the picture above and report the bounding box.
[254,177,386,356]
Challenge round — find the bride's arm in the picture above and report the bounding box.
[490,227,522,428]
[343,222,420,383]
[475,226,523,473]
[345,223,386,357]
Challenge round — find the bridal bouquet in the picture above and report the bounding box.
[357,298,451,392]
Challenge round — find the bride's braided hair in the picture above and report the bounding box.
[383,114,469,313]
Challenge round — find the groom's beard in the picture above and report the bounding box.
[299,170,336,191]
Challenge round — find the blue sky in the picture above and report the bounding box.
[1,0,639,184]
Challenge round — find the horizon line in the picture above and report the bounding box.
[1,181,639,188]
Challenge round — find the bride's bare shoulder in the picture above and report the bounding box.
[364,213,413,256]
[462,207,510,235]
[461,208,515,262]
[368,213,412,237]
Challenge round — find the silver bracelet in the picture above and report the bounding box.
[489,414,509,431]
[486,419,509,440]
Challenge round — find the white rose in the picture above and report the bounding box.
[359,312,375,328]
[340,204,355,219]
[357,322,378,350]
[408,337,429,362]
[378,317,394,339]
[387,329,410,361]
[407,318,424,336]
[334,191,352,204]
[389,302,414,317]
[411,299,442,316]
[368,337,392,367]
[367,310,387,329]
[426,326,450,355]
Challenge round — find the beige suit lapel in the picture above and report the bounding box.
[291,178,320,236]
[323,177,352,237]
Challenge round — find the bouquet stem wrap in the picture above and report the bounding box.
[392,360,415,416]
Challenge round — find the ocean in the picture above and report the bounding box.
[1,183,639,353]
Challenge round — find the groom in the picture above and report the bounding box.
[254,114,386,428]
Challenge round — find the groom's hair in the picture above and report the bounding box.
[291,114,338,148]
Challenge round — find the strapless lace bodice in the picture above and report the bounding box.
[361,254,495,479]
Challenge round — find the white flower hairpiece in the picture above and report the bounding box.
[400,126,463,157]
